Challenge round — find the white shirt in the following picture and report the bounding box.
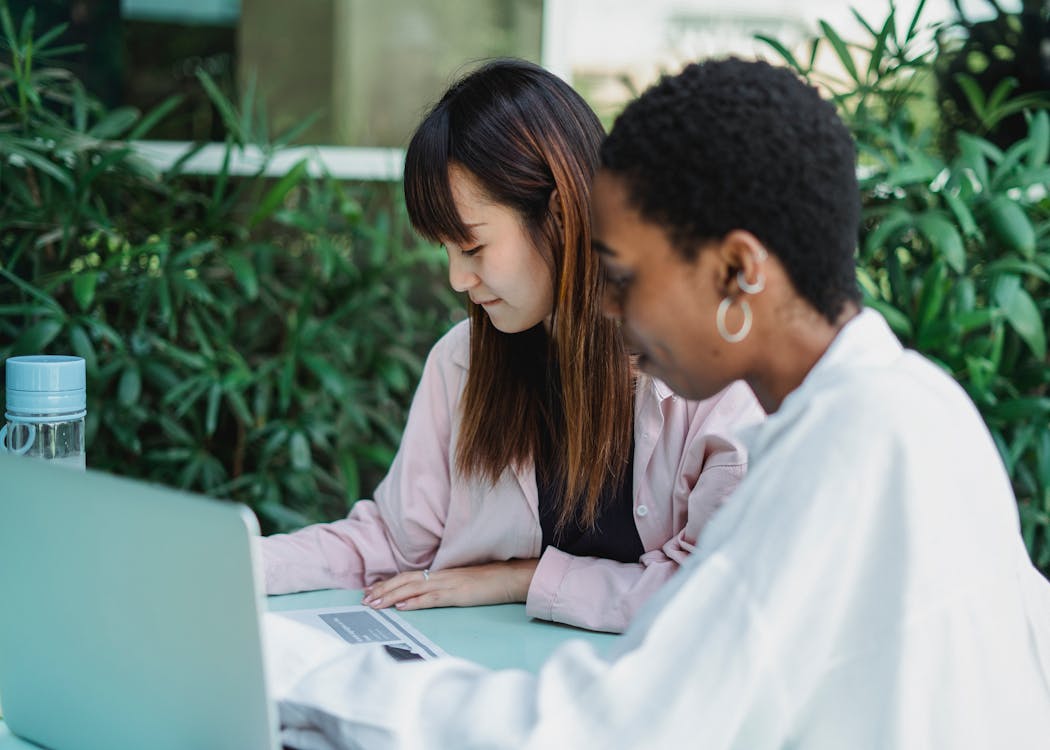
[265,309,1050,749]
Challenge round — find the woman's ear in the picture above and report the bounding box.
[719,230,769,294]
[548,188,564,232]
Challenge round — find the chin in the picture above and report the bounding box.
[652,369,709,401]
[486,313,547,335]
[488,319,528,334]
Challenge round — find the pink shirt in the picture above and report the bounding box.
[262,320,764,632]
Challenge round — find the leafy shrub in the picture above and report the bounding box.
[0,6,459,531]
[760,2,1050,574]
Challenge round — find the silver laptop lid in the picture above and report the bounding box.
[0,455,278,750]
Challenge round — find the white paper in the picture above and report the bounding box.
[273,606,446,661]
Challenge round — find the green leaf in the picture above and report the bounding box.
[917,259,949,332]
[903,0,927,43]
[196,69,245,143]
[127,94,184,140]
[956,133,991,190]
[986,196,1036,258]
[819,21,860,83]
[993,275,1046,360]
[87,107,139,139]
[866,8,894,79]
[290,431,312,471]
[72,80,88,132]
[886,160,942,186]
[378,358,409,393]
[71,271,98,311]
[954,308,997,335]
[257,500,313,532]
[954,73,987,118]
[754,34,803,72]
[1,141,74,190]
[867,300,913,339]
[13,319,63,355]
[224,388,254,427]
[339,453,361,503]
[959,132,1003,164]
[273,109,325,149]
[953,277,977,314]
[301,353,347,398]
[226,253,259,300]
[916,213,966,273]
[0,5,17,49]
[357,443,396,468]
[1026,110,1049,170]
[985,77,1020,115]
[942,190,979,238]
[991,140,1033,190]
[249,159,309,227]
[986,398,1050,423]
[68,323,98,374]
[864,209,912,256]
[984,258,1050,284]
[1036,431,1050,493]
[117,366,142,406]
[206,383,222,436]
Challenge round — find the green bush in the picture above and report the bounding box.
[760,2,1050,574]
[0,6,459,531]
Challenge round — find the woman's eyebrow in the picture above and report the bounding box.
[592,240,617,257]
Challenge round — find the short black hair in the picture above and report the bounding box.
[600,58,861,323]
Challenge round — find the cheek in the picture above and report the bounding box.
[523,250,554,304]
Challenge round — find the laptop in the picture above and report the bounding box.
[0,454,279,750]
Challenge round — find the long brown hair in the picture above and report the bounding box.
[404,59,633,531]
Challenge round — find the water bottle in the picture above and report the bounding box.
[0,355,87,470]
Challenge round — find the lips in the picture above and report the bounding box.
[472,297,501,307]
[621,335,653,372]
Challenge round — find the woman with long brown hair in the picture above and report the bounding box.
[261,59,762,633]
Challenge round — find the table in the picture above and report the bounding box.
[0,589,618,748]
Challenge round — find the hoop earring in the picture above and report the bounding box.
[736,269,765,295]
[717,297,752,343]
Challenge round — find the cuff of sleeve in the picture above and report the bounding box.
[525,546,575,622]
[263,612,357,701]
[259,534,291,595]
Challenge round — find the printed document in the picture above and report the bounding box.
[272,605,445,661]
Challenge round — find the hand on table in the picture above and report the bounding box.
[362,559,540,611]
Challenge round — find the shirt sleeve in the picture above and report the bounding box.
[262,326,466,595]
[525,381,763,633]
[265,553,791,750]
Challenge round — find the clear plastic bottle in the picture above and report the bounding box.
[0,355,86,470]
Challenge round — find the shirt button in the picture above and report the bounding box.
[636,505,649,518]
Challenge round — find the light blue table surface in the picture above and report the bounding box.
[0,588,618,748]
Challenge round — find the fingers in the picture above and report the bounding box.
[390,592,441,611]
[363,569,437,609]
[362,561,536,611]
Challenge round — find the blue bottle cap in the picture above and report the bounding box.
[4,355,87,422]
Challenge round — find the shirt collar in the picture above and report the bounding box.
[739,307,903,456]
[792,307,903,396]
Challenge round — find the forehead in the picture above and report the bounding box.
[448,165,490,208]
[591,170,668,266]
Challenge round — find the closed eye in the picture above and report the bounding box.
[604,269,632,291]
[603,270,632,307]
[461,245,483,257]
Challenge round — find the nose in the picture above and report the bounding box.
[447,252,480,293]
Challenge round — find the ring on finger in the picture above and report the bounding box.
[422,568,430,582]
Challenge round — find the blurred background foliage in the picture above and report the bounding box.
[2,1,1048,576]
[761,0,1050,575]
[0,4,460,532]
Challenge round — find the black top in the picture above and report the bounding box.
[535,390,643,564]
